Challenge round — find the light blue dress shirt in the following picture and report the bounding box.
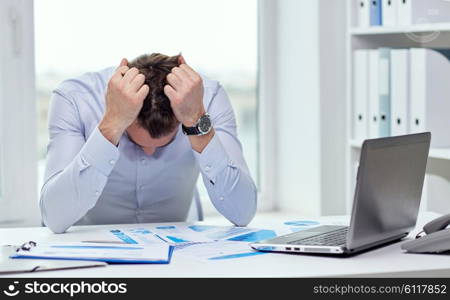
[40,67,257,233]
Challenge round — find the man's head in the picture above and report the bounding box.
[126,53,180,155]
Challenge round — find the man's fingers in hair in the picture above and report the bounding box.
[122,67,140,85]
[129,73,146,92]
[112,58,129,79]
[164,84,178,102]
[171,67,190,82]
[111,65,130,83]
[179,64,200,81]
[136,84,150,101]
[118,58,128,69]
[166,73,182,90]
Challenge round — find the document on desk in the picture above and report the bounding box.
[110,228,166,245]
[12,242,173,264]
[110,225,278,245]
[175,241,267,261]
[153,225,278,244]
[280,219,348,233]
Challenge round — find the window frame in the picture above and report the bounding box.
[256,0,278,212]
[0,0,39,227]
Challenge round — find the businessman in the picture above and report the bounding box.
[40,53,257,233]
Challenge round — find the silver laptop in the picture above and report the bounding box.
[251,133,431,256]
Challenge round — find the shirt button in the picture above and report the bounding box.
[219,196,224,201]
[205,165,211,172]
[80,157,89,167]
[109,159,115,165]
[141,158,146,164]
[95,191,100,196]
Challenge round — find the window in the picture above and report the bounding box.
[35,0,258,216]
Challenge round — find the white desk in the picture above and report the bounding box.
[1,212,449,278]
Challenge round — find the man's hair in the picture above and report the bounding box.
[128,53,180,138]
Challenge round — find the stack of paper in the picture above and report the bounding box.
[11,222,327,264]
[107,222,324,262]
[111,225,278,246]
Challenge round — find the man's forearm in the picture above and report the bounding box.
[204,166,257,226]
[40,127,119,233]
[40,158,108,233]
[195,133,257,226]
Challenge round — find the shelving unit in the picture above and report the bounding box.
[345,1,450,213]
[349,139,450,161]
[350,22,450,35]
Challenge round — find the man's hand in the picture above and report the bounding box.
[99,58,150,146]
[164,55,205,127]
[164,56,214,153]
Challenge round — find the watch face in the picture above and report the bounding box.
[198,114,212,133]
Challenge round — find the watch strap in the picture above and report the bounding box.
[182,124,201,135]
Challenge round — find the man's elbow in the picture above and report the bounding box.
[232,213,255,227]
[43,217,69,234]
[39,194,69,234]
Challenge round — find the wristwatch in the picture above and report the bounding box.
[182,113,212,136]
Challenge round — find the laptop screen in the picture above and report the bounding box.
[347,133,431,251]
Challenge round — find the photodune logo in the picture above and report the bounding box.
[3,281,20,297]
[405,0,450,43]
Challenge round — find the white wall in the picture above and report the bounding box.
[260,0,347,216]
[0,0,39,227]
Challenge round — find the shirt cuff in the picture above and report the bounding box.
[79,126,120,176]
[194,133,231,182]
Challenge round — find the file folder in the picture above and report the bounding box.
[382,0,397,26]
[368,50,380,138]
[390,49,410,136]
[378,48,391,137]
[398,0,450,26]
[370,0,382,26]
[357,0,370,27]
[410,48,450,147]
[353,50,369,141]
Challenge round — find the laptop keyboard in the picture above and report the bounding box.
[288,227,348,246]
